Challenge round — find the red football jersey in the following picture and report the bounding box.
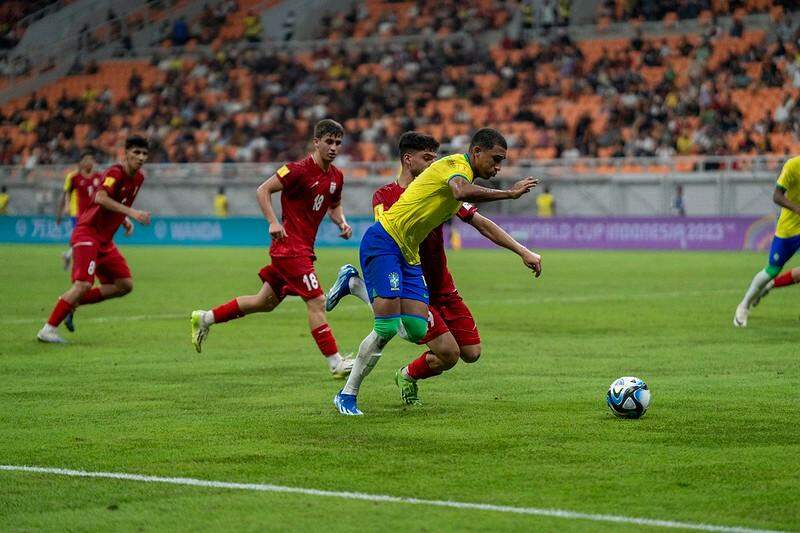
[72,172,102,215]
[372,181,477,297]
[271,155,344,258]
[73,163,144,245]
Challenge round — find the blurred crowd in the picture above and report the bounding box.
[599,0,796,22]
[1,1,800,166]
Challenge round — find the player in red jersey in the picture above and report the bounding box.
[327,131,541,404]
[56,152,102,272]
[37,136,152,343]
[190,119,355,378]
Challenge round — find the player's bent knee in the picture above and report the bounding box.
[116,278,134,295]
[400,314,428,343]
[307,296,326,313]
[73,281,92,295]
[374,316,400,341]
[765,264,781,278]
[460,345,482,363]
[438,347,460,368]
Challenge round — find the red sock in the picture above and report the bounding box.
[47,298,74,327]
[79,287,104,305]
[211,299,244,324]
[407,351,442,380]
[311,323,339,356]
[773,271,797,287]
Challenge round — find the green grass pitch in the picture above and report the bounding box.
[0,244,798,531]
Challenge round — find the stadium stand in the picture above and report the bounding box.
[1,0,799,169]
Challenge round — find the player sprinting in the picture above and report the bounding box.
[37,136,151,343]
[56,152,102,272]
[333,128,541,415]
[734,156,800,327]
[327,131,543,406]
[190,119,355,378]
[752,266,800,308]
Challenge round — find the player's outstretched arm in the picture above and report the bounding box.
[468,212,541,277]
[256,174,287,239]
[94,189,150,225]
[55,189,69,224]
[449,176,539,203]
[773,187,800,214]
[327,204,352,239]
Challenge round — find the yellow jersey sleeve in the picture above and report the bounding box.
[442,157,473,184]
[777,158,799,191]
[63,171,75,192]
[774,157,800,238]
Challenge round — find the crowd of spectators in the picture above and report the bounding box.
[599,0,797,22]
[318,0,520,40]
[2,2,800,167]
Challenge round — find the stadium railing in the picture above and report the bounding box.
[0,155,789,185]
[0,155,785,218]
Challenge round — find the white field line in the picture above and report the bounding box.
[3,288,740,326]
[0,465,784,533]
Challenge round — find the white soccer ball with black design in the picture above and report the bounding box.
[606,376,650,419]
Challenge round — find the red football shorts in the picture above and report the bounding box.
[258,255,324,301]
[71,240,131,284]
[420,291,480,346]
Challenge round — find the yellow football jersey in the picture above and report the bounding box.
[775,156,800,238]
[379,153,474,265]
[537,193,554,217]
[214,193,228,217]
[63,170,79,217]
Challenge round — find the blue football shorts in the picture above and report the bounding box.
[768,234,800,269]
[359,222,429,304]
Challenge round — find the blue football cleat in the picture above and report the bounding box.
[334,390,363,416]
[326,264,360,312]
[64,312,75,333]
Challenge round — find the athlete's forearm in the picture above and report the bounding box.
[328,204,347,226]
[452,181,514,202]
[470,214,527,256]
[256,175,282,224]
[94,190,137,218]
[56,192,68,222]
[773,188,800,214]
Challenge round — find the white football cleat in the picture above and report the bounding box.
[190,310,210,353]
[733,304,749,328]
[330,355,354,378]
[751,280,774,308]
[37,325,67,344]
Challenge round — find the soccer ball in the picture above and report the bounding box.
[606,376,651,419]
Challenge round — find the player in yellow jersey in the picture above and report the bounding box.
[334,128,541,415]
[214,186,228,217]
[537,186,556,217]
[734,156,800,327]
[0,186,9,215]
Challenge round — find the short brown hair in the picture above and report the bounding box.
[125,135,150,151]
[398,131,439,156]
[314,119,344,139]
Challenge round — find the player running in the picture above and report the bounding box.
[37,136,152,343]
[328,131,542,407]
[752,265,800,308]
[333,128,541,415]
[56,152,102,271]
[190,119,355,378]
[734,156,800,327]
